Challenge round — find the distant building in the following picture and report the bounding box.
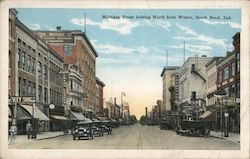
[216,32,240,133]
[95,77,105,116]
[161,66,179,113]
[177,56,212,117]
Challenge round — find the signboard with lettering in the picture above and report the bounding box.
[41,32,74,43]
[11,96,36,103]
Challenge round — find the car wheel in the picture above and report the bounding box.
[73,136,75,140]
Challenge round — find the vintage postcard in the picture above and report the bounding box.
[0,0,249,159]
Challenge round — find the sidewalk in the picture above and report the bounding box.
[210,131,240,144]
[8,130,71,145]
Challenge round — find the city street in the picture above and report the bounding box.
[9,124,239,150]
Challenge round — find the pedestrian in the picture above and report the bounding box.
[26,121,32,139]
[9,124,17,144]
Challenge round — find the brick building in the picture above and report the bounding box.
[95,77,105,116]
[216,32,240,133]
[9,10,65,133]
[36,29,98,115]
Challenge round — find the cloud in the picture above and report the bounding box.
[71,18,139,35]
[142,20,171,31]
[200,19,241,29]
[71,17,171,35]
[91,40,149,55]
[28,23,41,30]
[166,43,212,55]
[175,23,227,48]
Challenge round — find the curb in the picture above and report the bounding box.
[210,135,240,144]
[36,134,68,140]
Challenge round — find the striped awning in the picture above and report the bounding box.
[20,104,50,121]
[70,111,86,121]
[51,115,68,120]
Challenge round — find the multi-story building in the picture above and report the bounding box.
[161,66,179,113]
[95,77,105,116]
[216,32,240,133]
[62,63,86,126]
[9,10,65,133]
[165,68,180,113]
[35,29,98,115]
[206,57,223,108]
[205,57,223,130]
[177,56,212,118]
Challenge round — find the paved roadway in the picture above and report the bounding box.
[9,123,239,149]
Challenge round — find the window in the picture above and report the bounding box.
[27,55,31,72]
[18,49,21,68]
[23,79,26,95]
[38,62,42,78]
[28,81,32,95]
[231,62,235,77]
[44,88,48,103]
[223,66,229,80]
[71,79,73,90]
[64,45,72,56]
[44,65,48,80]
[9,51,11,68]
[22,51,25,70]
[236,53,240,73]
[38,85,42,102]
[32,83,36,96]
[18,77,21,96]
[32,58,36,74]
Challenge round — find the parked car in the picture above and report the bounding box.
[72,121,94,140]
[102,120,112,134]
[91,120,104,137]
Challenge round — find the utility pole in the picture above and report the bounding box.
[183,41,186,64]
[84,12,86,33]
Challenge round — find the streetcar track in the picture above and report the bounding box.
[112,125,134,149]
[141,125,168,149]
[137,124,143,149]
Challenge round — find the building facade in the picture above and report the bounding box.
[36,29,98,114]
[9,10,65,133]
[161,66,179,113]
[177,56,212,118]
[95,77,105,116]
[216,32,240,133]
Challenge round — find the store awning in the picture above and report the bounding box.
[199,111,212,119]
[92,118,101,123]
[20,104,50,121]
[51,115,68,120]
[70,111,86,121]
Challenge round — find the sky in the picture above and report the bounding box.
[15,8,241,119]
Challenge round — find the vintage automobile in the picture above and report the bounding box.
[91,119,103,137]
[176,120,211,137]
[72,120,94,140]
[102,120,112,134]
[159,114,179,130]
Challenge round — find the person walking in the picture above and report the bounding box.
[9,124,17,144]
[26,121,32,139]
